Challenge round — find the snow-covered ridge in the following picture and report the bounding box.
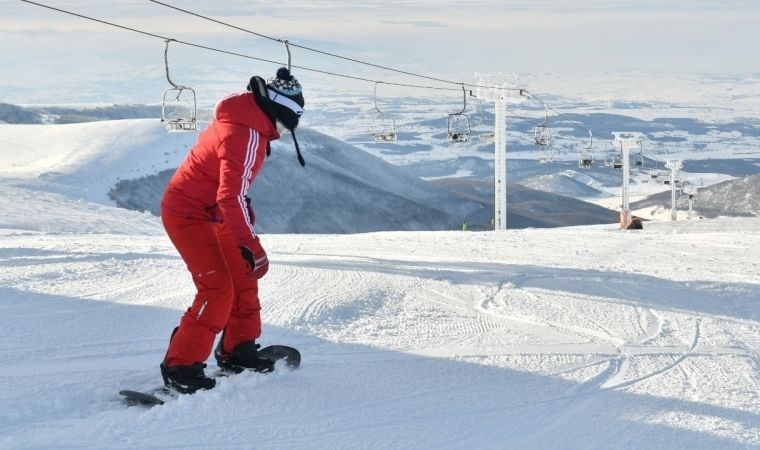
[0,119,196,204]
[0,119,620,232]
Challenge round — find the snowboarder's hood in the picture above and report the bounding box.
[213,92,280,140]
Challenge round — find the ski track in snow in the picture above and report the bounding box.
[3,225,758,449]
[3,221,759,449]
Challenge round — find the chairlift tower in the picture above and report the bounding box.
[612,132,643,228]
[666,159,683,221]
[683,184,697,220]
[476,75,515,231]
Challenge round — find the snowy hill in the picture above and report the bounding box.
[0,120,485,232]
[520,172,604,198]
[0,119,618,233]
[0,102,42,124]
[631,174,760,218]
[105,127,488,233]
[431,177,616,229]
[0,119,198,204]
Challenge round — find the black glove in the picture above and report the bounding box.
[239,244,269,279]
[240,245,256,270]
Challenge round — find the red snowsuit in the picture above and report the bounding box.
[161,92,280,367]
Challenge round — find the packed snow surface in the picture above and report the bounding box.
[1,121,759,449]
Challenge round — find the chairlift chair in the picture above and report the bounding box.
[577,127,595,169]
[370,82,397,142]
[448,85,471,144]
[372,112,397,142]
[634,150,644,167]
[448,115,471,143]
[162,88,197,132]
[578,148,594,169]
[612,153,623,169]
[662,167,678,185]
[533,105,552,146]
[534,125,552,146]
[602,141,624,169]
[161,40,197,133]
[649,161,660,179]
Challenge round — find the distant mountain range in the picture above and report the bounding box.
[7,101,757,230]
[0,102,213,125]
[631,174,760,218]
[0,102,41,124]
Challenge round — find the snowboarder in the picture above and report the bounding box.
[627,216,643,230]
[158,67,305,394]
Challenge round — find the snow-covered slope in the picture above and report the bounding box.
[1,118,759,449]
[1,185,758,448]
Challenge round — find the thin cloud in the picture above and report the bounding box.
[380,20,448,28]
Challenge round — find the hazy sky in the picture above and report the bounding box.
[2,0,759,105]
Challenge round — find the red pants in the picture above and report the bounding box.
[162,213,262,367]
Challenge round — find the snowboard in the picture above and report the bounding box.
[120,345,300,407]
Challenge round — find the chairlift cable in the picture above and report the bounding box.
[520,91,593,148]
[146,0,484,89]
[20,0,582,129]
[148,0,532,94]
[18,1,469,92]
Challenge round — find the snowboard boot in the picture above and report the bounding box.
[160,362,216,394]
[215,337,275,374]
[160,326,216,394]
